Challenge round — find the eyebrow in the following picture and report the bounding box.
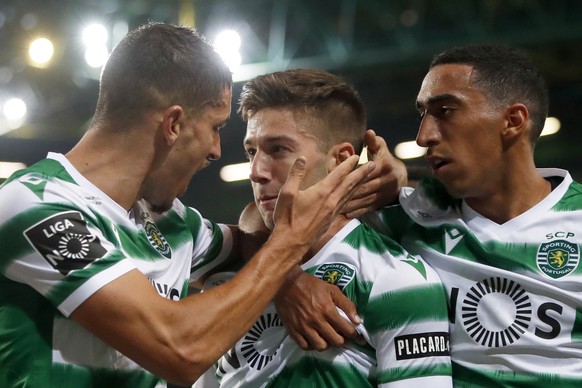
[244,134,297,146]
[416,93,462,110]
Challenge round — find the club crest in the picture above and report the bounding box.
[144,220,172,259]
[314,263,355,290]
[537,239,579,279]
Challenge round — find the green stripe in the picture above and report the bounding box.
[452,361,582,387]
[266,356,373,387]
[572,308,582,341]
[552,181,582,211]
[47,250,128,306]
[191,219,224,273]
[0,275,54,387]
[377,362,451,384]
[404,223,562,275]
[342,223,407,257]
[364,284,448,333]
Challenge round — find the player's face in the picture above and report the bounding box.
[415,64,507,200]
[143,87,232,211]
[244,108,329,229]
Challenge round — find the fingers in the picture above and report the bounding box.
[302,324,343,351]
[287,330,310,351]
[325,156,375,213]
[364,129,386,156]
[277,157,306,205]
[332,286,361,325]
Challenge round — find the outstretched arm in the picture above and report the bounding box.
[72,155,374,385]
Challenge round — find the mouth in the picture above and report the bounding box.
[425,155,449,173]
[257,195,278,208]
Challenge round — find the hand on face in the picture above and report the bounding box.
[343,129,408,218]
[271,155,375,250]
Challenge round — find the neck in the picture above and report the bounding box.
[303,215,351,262]
[465,168,552,224]
[65,125,155,210]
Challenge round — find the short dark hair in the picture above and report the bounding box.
[239,68,367,153]
[94,22,232,126]
[431,44,549,143]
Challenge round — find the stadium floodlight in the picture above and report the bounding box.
[0,162,27,179]
[220,162,250,182]
[84,45,109,68]
[3,98,27,121]
[82,23,108,47]
[394,140,427,160]
[214,29,242,73]
[29,37,54,66]
[541,116,560,137]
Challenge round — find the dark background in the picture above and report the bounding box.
[1,0,581,223]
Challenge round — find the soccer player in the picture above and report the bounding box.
[201,69,452,387]
[277,44,582,387]
[0,23,375,387]
[367,44,582,386]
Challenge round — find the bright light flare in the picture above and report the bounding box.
[84,45,109,68]
[214,29,242,72]
[0,162,27,179]
[541,116,560,137]
[3,98,27,120]
[220,162,250,182]
[29,38,54,65]
[82,23,108,47]
[394,140,426,160]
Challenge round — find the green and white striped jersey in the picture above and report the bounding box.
[0,153,232,387]
[373,169,582,387]
[205,219,452,388]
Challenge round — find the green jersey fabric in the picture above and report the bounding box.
[0,153,232,387]
[204,219,452,388]
[372,169,582,387]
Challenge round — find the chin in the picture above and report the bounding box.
[150,203,172,213]
[261,212,275,230]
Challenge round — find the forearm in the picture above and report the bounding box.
[170,232,307,376]
[74,231,307,385]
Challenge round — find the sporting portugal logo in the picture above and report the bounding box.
[144,220,172,259]
[314,263,355,290]
[537,239,579,279]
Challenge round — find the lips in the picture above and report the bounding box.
[425,155,449,173]
[257,194,278,209]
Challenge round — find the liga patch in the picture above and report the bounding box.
[24,211,107,275]
[394,332,450,360]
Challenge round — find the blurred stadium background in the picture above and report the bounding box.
[0,0,581,223]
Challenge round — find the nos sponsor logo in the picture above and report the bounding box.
[24,211,106,275]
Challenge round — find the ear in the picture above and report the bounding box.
[326,142,356,172]
[161,105,185,146]
[503,103,529,140]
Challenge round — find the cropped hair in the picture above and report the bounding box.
[94,22,232,126]
[239,69,367,153]
[431,44,549,143]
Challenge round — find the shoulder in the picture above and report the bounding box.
[539,168,582,211]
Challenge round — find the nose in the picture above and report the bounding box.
[249,152,270,183]
[207,132,221,161]
[416,115,439,148]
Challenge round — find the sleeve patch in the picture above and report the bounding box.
[24,211,107,275]
[394,332,450,360]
